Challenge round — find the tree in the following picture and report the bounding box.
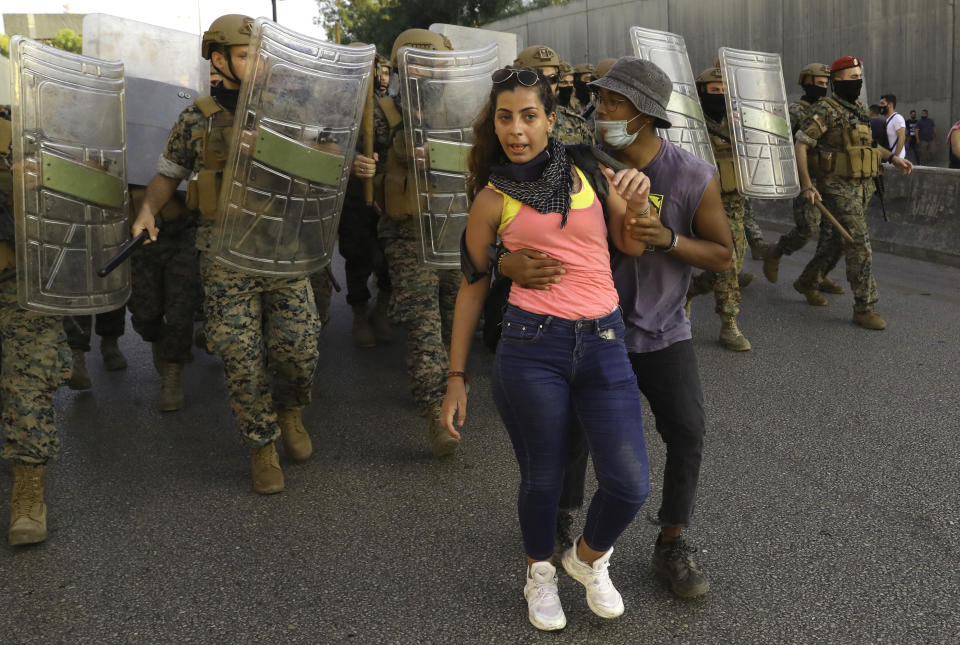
[316,0,525,54]
[0,34,9,58]
[50,29,82,54]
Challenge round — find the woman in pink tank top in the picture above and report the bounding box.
[439,66,655,632]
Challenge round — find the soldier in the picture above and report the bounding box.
[338,47,393,348]
[556,61,574,108]
[513,46,594,146]
[689,65,751,351]
[1,110,72,545]
[63,308,128,390]
[793,56,912,329]
[132,15,321,493]
[375,54,391,97]
[741,197,765,261]
[376,29,462,457]
[569,63,595,114]
[762,63,844,297]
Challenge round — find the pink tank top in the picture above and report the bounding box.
[493,167,619,319]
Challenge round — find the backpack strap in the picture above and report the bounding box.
[194,96,223,118]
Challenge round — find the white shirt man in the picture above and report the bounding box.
[880,94,906,158]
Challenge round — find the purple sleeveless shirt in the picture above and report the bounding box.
[610,140,716,353]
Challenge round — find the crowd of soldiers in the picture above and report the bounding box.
[0,12,913,631]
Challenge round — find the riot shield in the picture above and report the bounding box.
[125,77,197,187]
[719,47,800,199]
[210,19,374,277]
[399,43,499,267]
[429,24,517,69]
[10,36,130,315]
[630,26,715,165]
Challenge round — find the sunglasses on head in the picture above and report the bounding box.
[492,68,541,86]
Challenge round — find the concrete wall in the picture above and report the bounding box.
[751,167,960,268]
[486,0,959,166]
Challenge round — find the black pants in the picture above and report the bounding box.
[559,339,706,527]
[338,193,391,305]
[64,307,127,352]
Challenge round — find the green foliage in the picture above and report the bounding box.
[50,29,82,54]
[1,34,9,58]
[315,0,529,54]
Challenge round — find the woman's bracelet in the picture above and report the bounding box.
[496,251,510,275]
[447,370,469,383]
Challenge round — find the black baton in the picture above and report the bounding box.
[97,229,150,278]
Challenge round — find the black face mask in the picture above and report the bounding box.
[557,85,573,106]
[801,84,828,103]
[573,80,591,106]
[700,93,726,122]
[921,115,928,120]
[879,105,890,115]
[832,78,863,104]
[211,84,239,112]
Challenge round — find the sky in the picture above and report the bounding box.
[0,0,326,38]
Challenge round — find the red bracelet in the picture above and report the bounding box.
[447,370,468,383]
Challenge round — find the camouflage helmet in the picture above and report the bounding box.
[594,58,617,79]
[695,66,723,92]
[798,63,830,85]
[201,14,255,60]
[558,61,574,77]
[573,63,595,77]
[390,29,453,67]
[514,46,561,69]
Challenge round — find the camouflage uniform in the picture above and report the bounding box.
[376,105,458,418]
[160,98,320,446]
[794,97,878,312]
[773,99,830,257]
[694,115,747,317]
[0,127,71,466]
[554,106,595,146]
[64,309,126,353]
[127,190,201,364]
[741,197,764,251]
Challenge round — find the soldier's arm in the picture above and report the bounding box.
[794,109,827,203]
[132,174,180,242]
[875,142,914,174]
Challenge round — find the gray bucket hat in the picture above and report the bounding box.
[588,57,673,129]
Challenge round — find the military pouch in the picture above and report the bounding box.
[0,241,14,271]
[382,150,418,221]
[186,176,200,211]
[715,156,739,193]
[196,169,222,220]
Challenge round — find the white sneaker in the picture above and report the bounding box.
[523,561,566,631]
[561,539,624,618]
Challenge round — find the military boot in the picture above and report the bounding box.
[762,244,782,283]
[67,349,92,390]
[819,276,845,294]
[350,303,376,348]
[853,311,887,330]
[749,240,766,261]
[427,411,459,458]
[100,336,127,371]
[251,443,285,494]
[9,465,47,546]
[738,272,755,290]
[277,408,312,462]
[159,362,185,412]
[719,315,752,351]
[370,293,393,342]
[793,279,827,306]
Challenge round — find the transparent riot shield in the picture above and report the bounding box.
[211,19,374,277]
[10,36,130,315]
[631,27,714,166]
[719,47,800,199]
[125,77,197,187]
[399,43,499,267]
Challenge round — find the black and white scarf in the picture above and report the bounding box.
[489,138,574,227]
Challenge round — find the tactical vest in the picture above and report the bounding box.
[807,98,882,180]
[0,118,15,270]
[184,96,235,220]
[377,95,420,221]
[708,120,739,194]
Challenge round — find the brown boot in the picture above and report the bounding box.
[762,245,782,283]
[159,362,185,412]
[793,279,827,306]
[738,272,755,290]
[749,241,766,261]
[277,408,312,462]
[100,336,127,371]
[853,311,887,330]
[370,293,393,342]
[818,276,845,294]
[719,316,752,351]
[351,303,376,348]
[427,412,459,458]
[67,349,92,390]
[251,443,285,494]
[9,465,47,546]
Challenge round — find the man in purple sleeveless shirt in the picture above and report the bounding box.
[499,57,733,599]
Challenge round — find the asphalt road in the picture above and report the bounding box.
[1,237,958,644]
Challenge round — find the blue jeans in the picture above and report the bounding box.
[492,304,649,561]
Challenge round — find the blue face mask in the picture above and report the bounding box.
[595,114,647,149]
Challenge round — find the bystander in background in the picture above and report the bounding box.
[917,109,938,164]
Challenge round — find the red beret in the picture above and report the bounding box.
[830,56,862,73]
